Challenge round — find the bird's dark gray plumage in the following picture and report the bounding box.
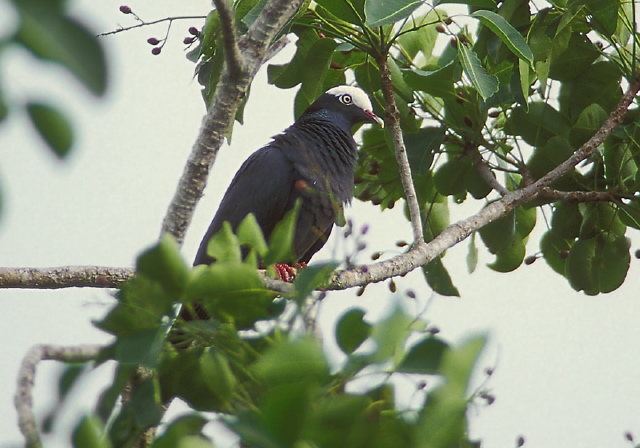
[194,85,383,268]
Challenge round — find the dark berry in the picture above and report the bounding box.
[524,255,537,265]
[119,5,132,14]
[435,24,446,33]
[188,26,199,35]
[147,37,160,45]
[151,47,162,55]
[183,36,195,44]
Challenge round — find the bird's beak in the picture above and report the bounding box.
[365,110,385,128]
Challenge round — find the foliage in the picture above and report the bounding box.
[51,233,486,448]
[9,0,640,447]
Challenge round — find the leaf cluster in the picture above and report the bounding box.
[262,0,640,296]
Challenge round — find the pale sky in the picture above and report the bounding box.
[1,1,640,447]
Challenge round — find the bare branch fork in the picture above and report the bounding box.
[15,345,102,448]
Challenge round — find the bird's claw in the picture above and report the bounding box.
[274,262,307,282]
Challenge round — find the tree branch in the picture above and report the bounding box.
[15,344,102,448]
[98,15,206,36]
[159,0,305,246]
[0,266,133,289]
[376,54,425,244]
[538,188,622,202]
[212,0,245,78]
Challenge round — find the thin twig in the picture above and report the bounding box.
[376,54,425,244]
[98,16,207,37]
[15,345,102,448]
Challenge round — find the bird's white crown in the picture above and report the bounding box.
[326,85,374,112]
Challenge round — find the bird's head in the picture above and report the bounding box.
[303,85,384,131]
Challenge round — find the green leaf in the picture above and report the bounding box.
[264,202,300,265]
[131,376,164,428]
[618,201,640,230]
[416,336,486,448]
[549,33,599,82]
[433,158,471,196]
[505,103,571,147]
[540,229,571,276]
[365,0,421,27]
[252,337,330,386]
[26,102,73,158]
[566,234,631,295]
[526,136,580,189]
[569,103,607,148]
[336,308,372,354]
[466,233,479,274]
[487,235,526,273]
[14,1,107,95]
[472,10,534,68]
[478,208,515,254]
[370,306,421,365]
[72,415,111,448]
[300,38,339,103]
[206,222,242,263]
[405,127,444,176]
[397,10,441,63]
[435,0,496,6]
[160,346,236,412]
[115,327,167,367]
[457,43,499,101]
[396,336,449,374]
[186,262,277,329]
[422,257,460,296]
[236,213,269,258]
[315,0,365,26]
[551,202,582,239]
[200,347,237,404]
[584,0,619,37]
[96,276,176,337]
[152,415,210,448]
[293,262,338,302]
[404,63,458,99]
[136,234,190,295]
[268,36,309,88]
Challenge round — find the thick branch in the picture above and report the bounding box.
[377,55,425,243]
[0,266,133,289]
[159,0,305,245]
[15,345,102,448]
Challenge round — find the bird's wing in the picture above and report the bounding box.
[193,146,294,265]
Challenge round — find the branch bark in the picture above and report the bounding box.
[0,266,133,289]
[376,54,425,244]
[15,345,102,448]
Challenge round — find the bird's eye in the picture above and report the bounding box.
[340,94,353,105]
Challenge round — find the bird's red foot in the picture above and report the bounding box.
[274,262,307,282]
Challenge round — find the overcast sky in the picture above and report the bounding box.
[1,1,640,447]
